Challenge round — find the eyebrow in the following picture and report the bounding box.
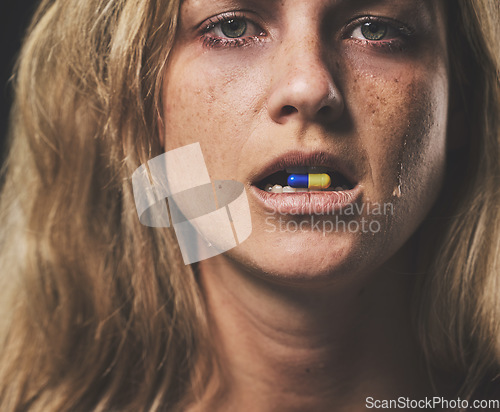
[180,0,437,30]
[182,0,434,8]
[330,0,435,18]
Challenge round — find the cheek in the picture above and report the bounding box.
[163,56,262,138]
[344,64,448,255]
[346,67,448,202]
[162,55,266,175]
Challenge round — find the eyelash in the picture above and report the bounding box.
[200,11,267,49]
[199,13,413,51]
[344,16,414,52]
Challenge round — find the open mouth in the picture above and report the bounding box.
[256,166,355,194]
[250,152,362,214]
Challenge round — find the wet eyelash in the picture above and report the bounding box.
[199,11,266,49]
[345,16,415,52]
[202,11,240,30]
[201,36,264,49]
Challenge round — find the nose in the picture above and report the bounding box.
[267,40,344,125]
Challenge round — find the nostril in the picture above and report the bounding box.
[280,105,298,116]
[317,106,332,118]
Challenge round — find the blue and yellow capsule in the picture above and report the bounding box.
[287,174,331,190]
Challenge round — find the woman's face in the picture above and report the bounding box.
[162,0,449,281]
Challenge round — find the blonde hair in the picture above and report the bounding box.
[0,0,498,410]
[0,0,213,410]
[415,0,500,402]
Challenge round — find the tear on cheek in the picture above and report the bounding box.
[394,107,447,201]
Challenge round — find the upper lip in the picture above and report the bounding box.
[249,150,359,188]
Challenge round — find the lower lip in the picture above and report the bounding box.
[250,185,362,215]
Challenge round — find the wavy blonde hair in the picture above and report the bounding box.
[0,0,212,410]
[0,0,499,410]
[415,0,500,402]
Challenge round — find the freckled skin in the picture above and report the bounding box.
[162,0,449,283]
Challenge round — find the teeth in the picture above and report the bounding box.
[266,184,349,193]
[285,167,329,174]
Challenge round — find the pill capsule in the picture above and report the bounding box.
[287,174,331,190]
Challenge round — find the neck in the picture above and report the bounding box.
[193,243,435,411]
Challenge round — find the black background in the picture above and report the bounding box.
[1,0,39,164]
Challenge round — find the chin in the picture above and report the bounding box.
[222,229,368,285]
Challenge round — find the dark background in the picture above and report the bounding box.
[1,0,39,164]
